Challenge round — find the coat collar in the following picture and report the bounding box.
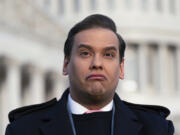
[39,90,74,135]
[39,89,143,135]
[113,93,143,135]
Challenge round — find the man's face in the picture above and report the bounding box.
[63,28,124,106]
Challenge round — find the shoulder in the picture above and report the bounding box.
[122,100,170,118]
[123,101,174,134]
[6,98,58,135]
[8,98,58,123]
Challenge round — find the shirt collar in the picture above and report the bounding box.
[67,94,113,114]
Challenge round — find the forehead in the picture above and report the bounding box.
[73,28,119,50]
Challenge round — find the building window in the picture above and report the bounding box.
[59,0,64,15]
[141,0,148,10]
[107,0,115,9]
[90,0,96,10]
[124,0,132,9]
[74,0,80,12]
[169,0,176,14]
[155,0,163,12]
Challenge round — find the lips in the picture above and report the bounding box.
[86,74,106,81]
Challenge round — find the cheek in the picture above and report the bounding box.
[107,64,120,80]
[69,58,89,78]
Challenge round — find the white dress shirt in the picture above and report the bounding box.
[67,94,113,114]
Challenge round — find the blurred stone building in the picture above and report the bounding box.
[0,0,180,135]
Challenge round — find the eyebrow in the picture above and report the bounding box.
[78,44,117,52]
[78,44,93,51]
[103,46,117,52]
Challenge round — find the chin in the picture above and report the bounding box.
[87,88,108,100]
[88,86,105,95]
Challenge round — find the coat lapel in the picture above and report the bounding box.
[39,90,143,135]
[114,94,143,135]
[39,90,73,135]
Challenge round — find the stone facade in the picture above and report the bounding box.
[0,0,180,135]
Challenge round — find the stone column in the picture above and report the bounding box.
[114,0,124,12]
[4,0,15,21]
[6,60,21,109]
[0,89,2,135]
[176,0,180,16]
[0,58,21,135]
[177,46,180,92]
[64,0,74,18]
[97,0,106,11]
[149,0,156,15]
[52,74,62,99]
[36,0,45,8]
[44,71,59,100]
[133,0,140,10]
[22,65,45,105]
[174,0,178,14]
[0,0,4,19]
[0,57,7,135]
[45,71,68,100]
[58,75,69,97]
[158,44,168,93]
[31,68,45,104]
[80,0,90,15]
[50,0,59,16]
[163,0,169,14]
[138,43,148,93]
[139,0,148,11]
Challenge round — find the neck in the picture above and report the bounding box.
[70,90,114,110]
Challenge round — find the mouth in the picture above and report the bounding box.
[86,74,106,81]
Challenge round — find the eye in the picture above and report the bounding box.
[104,52,115,58]
[80,51,89,55]
[79,51,91,57]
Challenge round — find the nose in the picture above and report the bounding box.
[89,55,103,70]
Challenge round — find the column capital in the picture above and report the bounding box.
[0,56,20,67]
[0,56,21,87]
[21,63,45,75]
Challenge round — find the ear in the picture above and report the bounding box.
[63,56,69,76]
[119,58,125,80]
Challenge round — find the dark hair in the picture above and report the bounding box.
[64,14,126,62]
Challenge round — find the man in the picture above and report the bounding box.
[6,14,174,135]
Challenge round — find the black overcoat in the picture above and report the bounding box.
[5,89,174,135]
